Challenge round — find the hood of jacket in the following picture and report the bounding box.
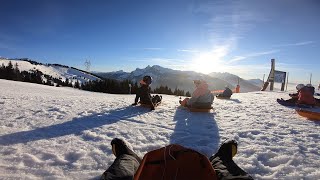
[192,81,209,97]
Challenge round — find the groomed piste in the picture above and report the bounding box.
[0,79,319,179]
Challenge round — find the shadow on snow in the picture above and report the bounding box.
[169,107,220,157]
[0,106,149,146]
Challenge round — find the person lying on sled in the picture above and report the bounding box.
[216,86,233,98]
[180,80,214,108]
[132,75,162,110]
[285,84,315,106]
[297,85,316,106]
[101,138,253,180]
[288,84,305,99]
[305,84,315,95]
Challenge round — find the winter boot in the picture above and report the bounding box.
[111,138,141,163]
[210,139,237,161]
[209,139,253,180]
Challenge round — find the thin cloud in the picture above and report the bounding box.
[143,48,164,51]
[229,50,279,63]
[177,49,199,53]
[128,57,187,65]
[274,41,314,47]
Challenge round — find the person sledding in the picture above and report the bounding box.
[288,84,305,100]
[216,86,233,99]
[101,138,253,180]
[297,84,316,106]
[280,84,316,107]
[179,79,214,109]
[131,75,162,110]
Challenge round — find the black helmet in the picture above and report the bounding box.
[143,75,152,85]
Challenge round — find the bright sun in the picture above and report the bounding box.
[191,51,225,74]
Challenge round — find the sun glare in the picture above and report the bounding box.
[190,46,228,74]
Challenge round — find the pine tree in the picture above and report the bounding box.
[0,63,5,79]
[14,63,21,81]
[74,80,80,89]
[5,61,14,80]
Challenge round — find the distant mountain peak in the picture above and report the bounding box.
[96,64,260,93]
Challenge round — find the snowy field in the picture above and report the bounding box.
[0,79,319,179]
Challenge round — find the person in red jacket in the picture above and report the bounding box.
[297,86,316,106]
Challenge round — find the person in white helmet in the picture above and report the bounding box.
[288,84,305,99]
[285,84,316,106]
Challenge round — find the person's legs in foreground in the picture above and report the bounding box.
[209,139,253,180]
[101,138,141,180]
[102,138,253,180]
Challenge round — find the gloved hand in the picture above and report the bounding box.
[132,102,137,106]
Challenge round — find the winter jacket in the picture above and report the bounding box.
[134,85,152,104]
[306,86,315,95]
[298,87,316,105]
[187,81,214,107]
[221,88,233,97]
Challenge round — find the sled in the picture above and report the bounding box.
[139,102,161,108]
[296,109,320,121]
[276,99,313,108]
[188,106,214,112]
[261,82,269,91]
[216,96,231,99]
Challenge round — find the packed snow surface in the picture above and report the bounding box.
[0,79,319,179]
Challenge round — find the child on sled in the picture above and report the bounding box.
[216,86,233,98]
[179,80,214,108]
[132,75,162,110]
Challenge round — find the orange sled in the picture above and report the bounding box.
[139,102,161,108]
[188,107,214,112]
[216,96,231,99]
[296,109,320,121]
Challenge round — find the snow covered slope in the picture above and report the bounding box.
[0,79,319,179]
[0,59,101,85]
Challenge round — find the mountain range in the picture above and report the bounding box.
[1,58,261,93]
[96,65,261,93]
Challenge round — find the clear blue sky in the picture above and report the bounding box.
[0,0,319,84]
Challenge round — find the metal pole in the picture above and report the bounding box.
[310,73,312,85]
[270,59,275,91]
[285,72,289,91]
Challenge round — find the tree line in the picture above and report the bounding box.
[0,61,66,86]
[0,61,191,97]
